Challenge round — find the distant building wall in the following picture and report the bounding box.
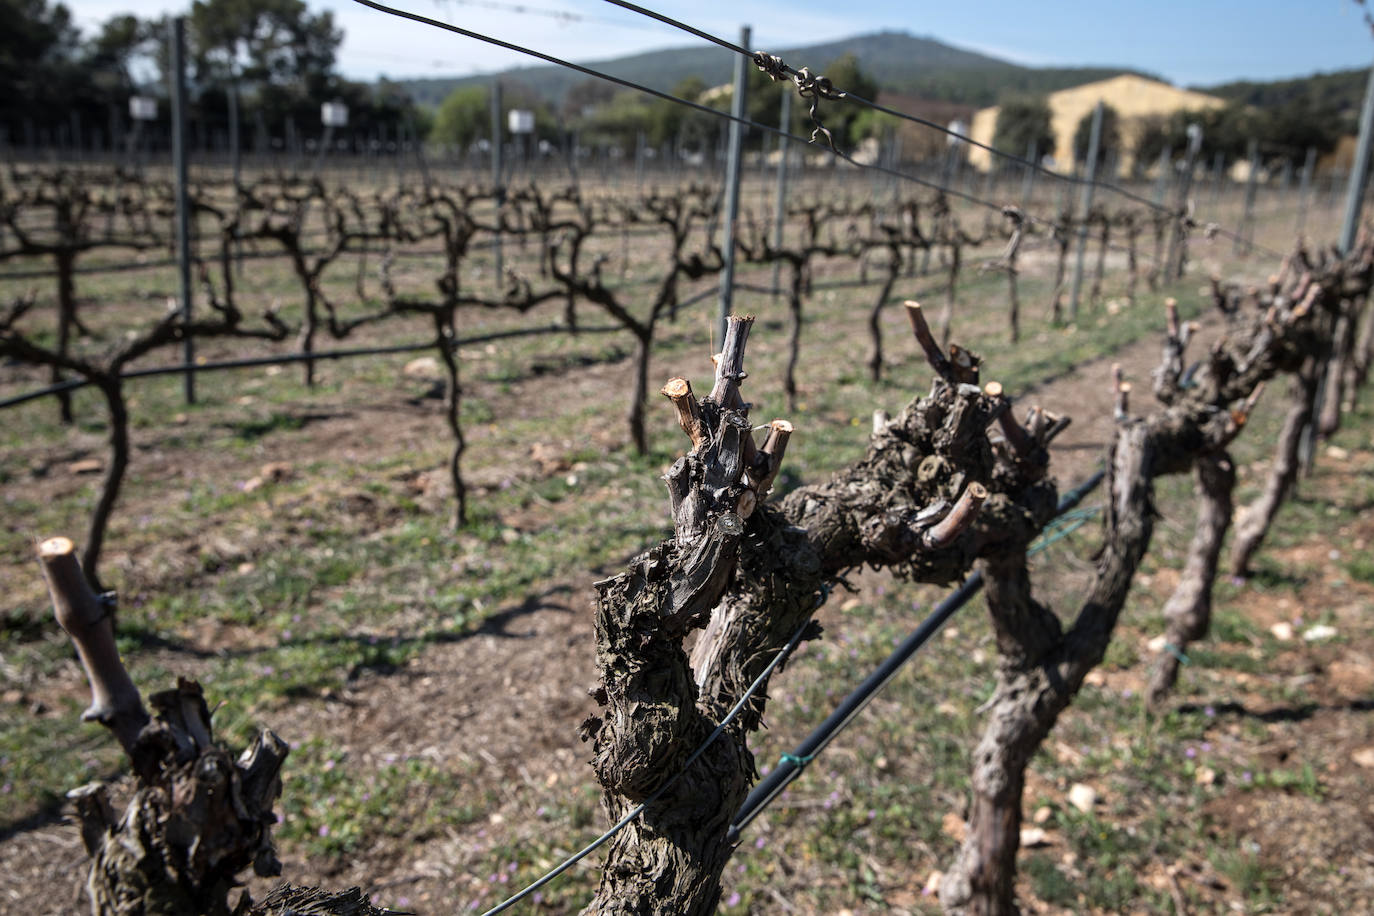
[967,75,1225,174]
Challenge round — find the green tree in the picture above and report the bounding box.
[647,76,713,149]
[993,95,1053,160]
[1073,103,1121,169]
[0,0,82,126]
[819,52,880,152]
[431,85,489,148]
[190,0,341,92]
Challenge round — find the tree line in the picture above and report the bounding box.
[0,0,428,154]
[993,87,1354,176]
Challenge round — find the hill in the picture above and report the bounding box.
[1200,67,1368,118]
[396,30,1143,109]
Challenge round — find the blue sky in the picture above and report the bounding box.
[67,0,1374,87]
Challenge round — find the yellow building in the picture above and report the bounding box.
[966,74,1225,174]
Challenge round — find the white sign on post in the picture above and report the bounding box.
[129,96,157,121]
[507,109,535,135]
[321,102,349,127]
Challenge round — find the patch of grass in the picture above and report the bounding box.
[277,739,484,857]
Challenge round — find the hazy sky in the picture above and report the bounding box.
[67,0,1374,88]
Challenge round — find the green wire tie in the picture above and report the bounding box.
[1163,642,1191,665]
[779,752,815,770]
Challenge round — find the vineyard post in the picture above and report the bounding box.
[1297,144,1319,234]
[1209,150,1225,209]
[1236,138,1260,255]
[771,89,792,298]
[70,111,82,162]
[1151,146,1171,205]
[635,130,646,189]
[1339,56,1374,255]
[717,24,750,345]
[1165,123,1202,280]
[1019,139,1037,211]
[1068,100,1103,323]
[169,15,195,406]
[229,82,244,274]
[490,80,504,289]
[229,82,240,188]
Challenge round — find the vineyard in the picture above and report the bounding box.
[2,112,1374,916]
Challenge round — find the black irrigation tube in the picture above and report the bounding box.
[725,466,1107,843]
[0,321,626,410]
[0,277,725,410]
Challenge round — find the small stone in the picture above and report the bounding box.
[235,395,256,406]
[942,627,960,641]
[840,598,861,612]
[1303,624,1338,642]
[922,871,943,897]
[1270,622,1294,641]
[1020,827,1049,847]
[1033,806,1052,824]
[1067,783,1097,813]
[1325,445,1349,460]
[1195,766,1217,786]
[67,458,103,475]
[237,562,255,575]
[403,356,443,380]
[1147,634,1168,653]
[260,461,293,482]
[1351,747,1374,769]
[1084,670,1107,687]
[173,413,189,424]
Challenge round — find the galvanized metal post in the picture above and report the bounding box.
[1166,124,1202,280]
[1339,58,1374,255]
[228,83,243,275]
[1209,150,1225,209]
[228,82,241,187]
[1235,138,1260,255]
[490,81,503,288]
[717,25,750,347]
[1020,139,1037,211]
[169,17,194,405]
[635,130,646,189]
[1151,147,1171,205]
[1068,101,1103,322]
[770,89,791,297]
[1295,146,1317,237]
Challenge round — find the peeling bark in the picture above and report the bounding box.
[942,423,1154,916]
[40,536,389,916]
[1147,451,1235,706]
[1229,357,1320,576]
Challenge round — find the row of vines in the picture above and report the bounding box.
[10,159,1372,912]
[3,167,1187,590]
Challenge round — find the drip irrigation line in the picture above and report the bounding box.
[479,614,816,916]
[597,0,1282,258]
[0,276,725,410]
[0,322,622,410]
[725,467,1107,843]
